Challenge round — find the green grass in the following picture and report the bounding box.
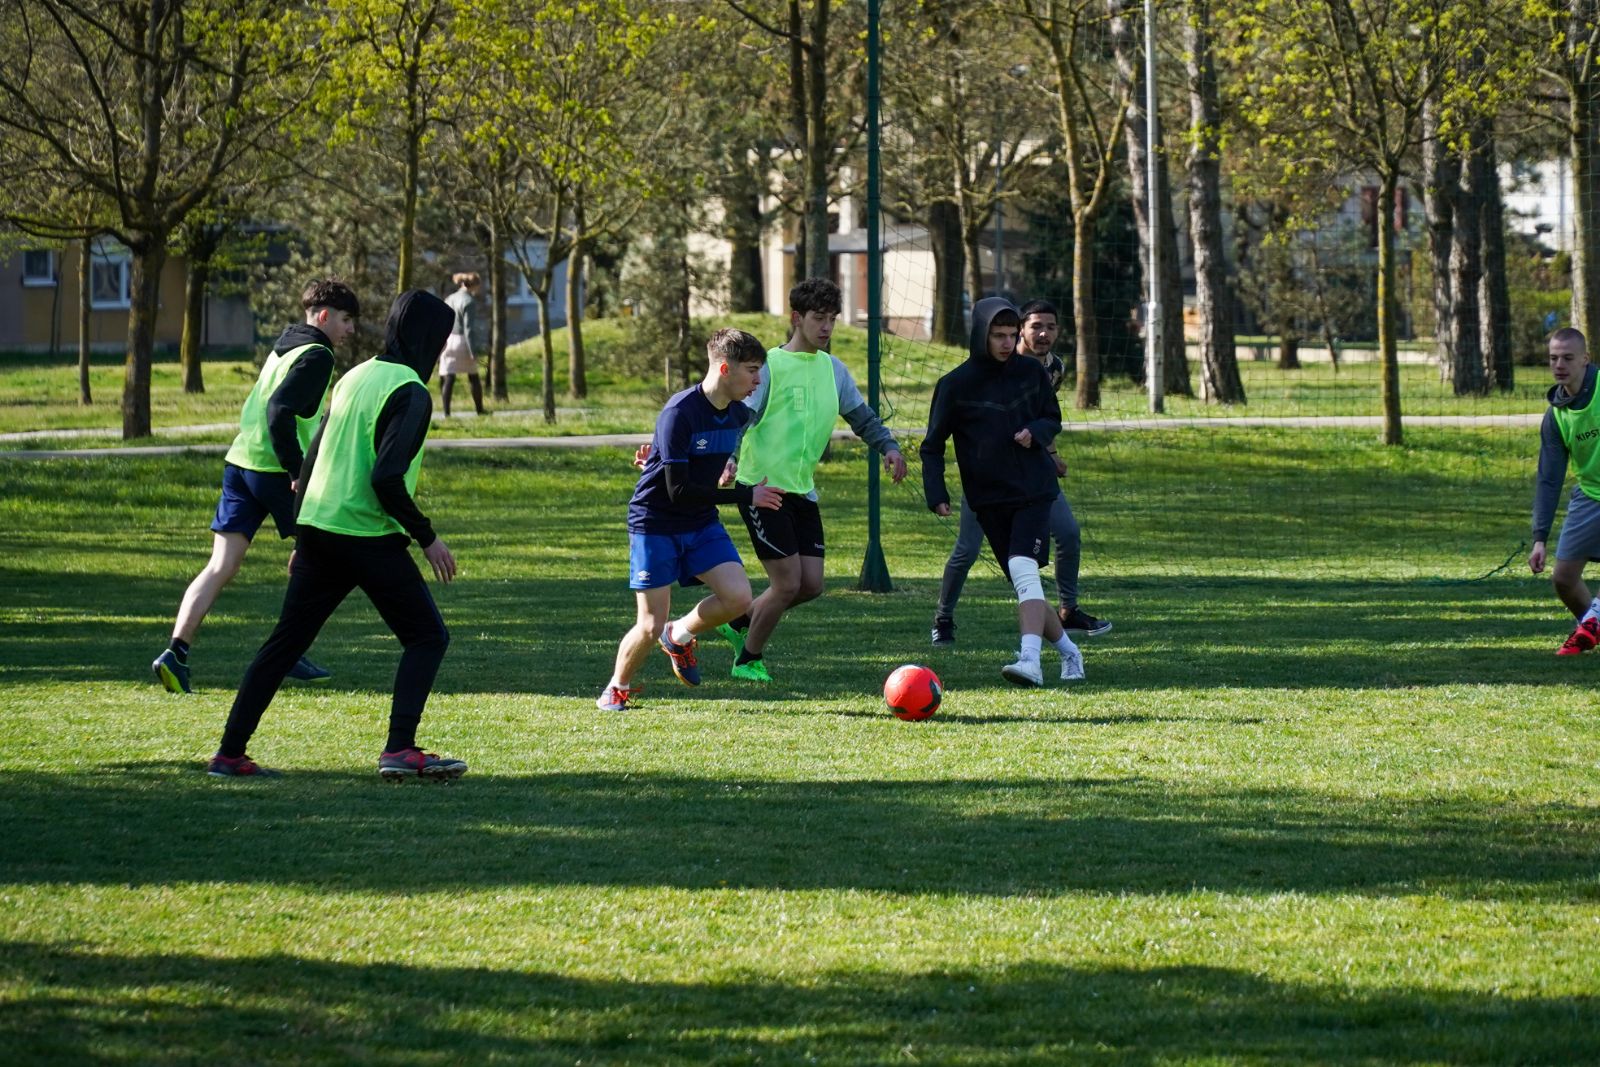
[0,317,1551,450]
[1,422,1596,1063]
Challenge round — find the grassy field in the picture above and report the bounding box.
[1,416,1596,1063]
[0,314,1551,451]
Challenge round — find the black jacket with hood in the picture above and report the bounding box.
[262,322,336,478]
[295,290,455,548]
[920,296,1062,512]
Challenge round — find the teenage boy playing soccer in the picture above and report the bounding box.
[206,290,465,779]
[922,296,1084,686]
[597,329,783,711]
[152,279,360,694]
[1530,326,1600,656]
[931,298,1111,647]
[717,278,907,682]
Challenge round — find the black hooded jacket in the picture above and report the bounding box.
[295,290,455,548]
[920,296,1062,512]
[262,322,335,477]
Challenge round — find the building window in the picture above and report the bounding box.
[89,240,131,309]
[22,249,56,286]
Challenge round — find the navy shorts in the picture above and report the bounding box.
[211,463,296,541]
[975,498,1053,579]
[628,522,742,590]
[739,493,825,561]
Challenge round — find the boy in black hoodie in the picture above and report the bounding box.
[153,280,359,695]
[207,289,466,779]
[921,297,1084,687]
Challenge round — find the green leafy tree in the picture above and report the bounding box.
[1225,0,1526,443]
[0,0,299,438]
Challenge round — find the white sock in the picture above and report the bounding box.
[1585,598,1600,625]
[1051,632,1080,656]
[1019,634,1042,662]
[607,676,628,691]
[668,621,694,646]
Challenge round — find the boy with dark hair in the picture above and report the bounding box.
[153,278,360,694]
[597,329,783,711]
[717,278,907,682]
[1530,327,1600,655]
[931,298,1111,646]
[206,289,465,779]
[922,296,1083,686]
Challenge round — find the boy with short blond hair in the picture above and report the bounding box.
[1530,326,1600,656]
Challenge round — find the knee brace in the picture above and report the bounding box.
[1008,556,1045,604]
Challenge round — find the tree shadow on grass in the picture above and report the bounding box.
[1,941,1594,1065]
[3,770,1594,902]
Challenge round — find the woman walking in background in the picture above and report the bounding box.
[440,271,487,417]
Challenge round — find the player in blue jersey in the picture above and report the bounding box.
[597,329,785,711]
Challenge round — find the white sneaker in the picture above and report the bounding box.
[1060,645,1085,681]
[1001,657,1043,687]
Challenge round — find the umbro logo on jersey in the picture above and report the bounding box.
[694,437,710,450]
[635,569,650,583]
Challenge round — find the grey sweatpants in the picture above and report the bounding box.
[935,491,1081,621]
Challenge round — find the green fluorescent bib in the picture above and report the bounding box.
[224,344,330,473]
[737,348,838,494]
[1553,390,1600,503]
[299,359,425,537]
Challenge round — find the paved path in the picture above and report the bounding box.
[0,413,1543,461]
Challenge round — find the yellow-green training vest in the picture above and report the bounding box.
[223,343,331,473]
[299,359,426,537]
[737,347,839,494]
[1552,386,1600,503]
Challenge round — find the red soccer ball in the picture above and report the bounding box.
[884,664,942,721]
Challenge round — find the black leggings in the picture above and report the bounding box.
[219,527,449,758]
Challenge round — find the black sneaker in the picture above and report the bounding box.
[931,618,955,647]
[1059,606,1112,637]
[286,655,332,683]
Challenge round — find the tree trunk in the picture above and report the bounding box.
[678,245,693,389]
[567,237,587,400]
[726,161,766,312]
[929,199,966,345]
[1477,128,1513,392]
[180,256,208,394]
[121,240,165,439]
[787,0,808,283]
[399,98,422,291]
[1186,0,1243,404]
[1072,212,1100,409]
[1421,93,1458,380]
[1378,175,1404,445]
[1277,329,1300,369]
[804,0,832,279]
[77,239,92,406]
[489,217,508,402]
[534,288,556,423]
[964,223,985,306]
[1113,0,1191,397]
[1450,137,1488,396]
[1572,70,1600,337]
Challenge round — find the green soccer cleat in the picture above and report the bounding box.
[716,622,746,659]
[152,649,192,694]
[730,658,773,683]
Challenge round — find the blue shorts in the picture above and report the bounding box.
[211,463,296,541]
[628,522,742,590]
